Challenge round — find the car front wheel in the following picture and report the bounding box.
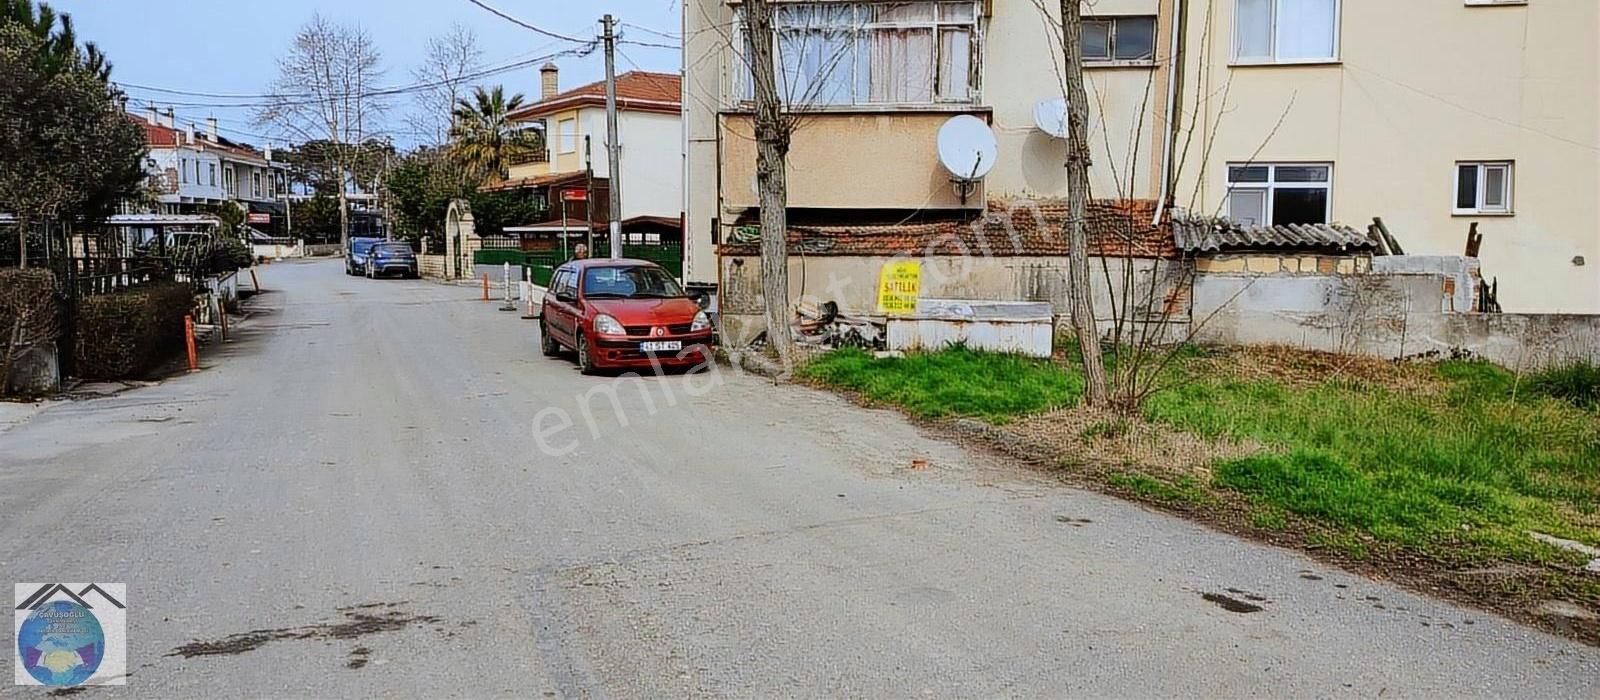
[576,334,598,375]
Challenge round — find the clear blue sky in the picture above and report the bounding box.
[49,0,681,146]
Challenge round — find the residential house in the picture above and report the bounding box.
[134,107,290,235]
[684,0,1599,313]
[492,65,684,255]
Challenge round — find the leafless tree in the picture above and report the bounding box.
[408,23,482,147]
[255,14,389,251]
[743,0,793,361]
[1059,1,1110,405]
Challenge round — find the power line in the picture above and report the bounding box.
[462,0,593,43]
[620,22,681,40]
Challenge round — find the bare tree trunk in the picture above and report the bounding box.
[744,0,795,362]
[1061,1,1109,405]
[15,215,27,269]
[337,185,350,251]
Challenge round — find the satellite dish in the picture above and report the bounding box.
[936,115,998,181]
[1033,98,1068,138]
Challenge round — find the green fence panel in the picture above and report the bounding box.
[473,249,527,266]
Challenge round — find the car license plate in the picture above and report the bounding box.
[640,341,682,353]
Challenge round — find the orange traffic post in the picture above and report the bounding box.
[184,315,199,373]
[481,273,490,301]
[249,268,261,292]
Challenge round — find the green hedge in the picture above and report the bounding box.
[73,282,195,380]
[472,249,528,267]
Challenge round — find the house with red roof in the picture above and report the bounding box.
[131,107,289,234]
[488,65,683,256]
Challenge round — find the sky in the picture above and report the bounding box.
[49,0,682,147]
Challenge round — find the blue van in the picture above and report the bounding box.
[345,237,385,276]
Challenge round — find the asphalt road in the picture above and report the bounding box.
[2,259,1596,698]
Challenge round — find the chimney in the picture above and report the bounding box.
[146,106,159,126]
[161,108,175,129]
[206,117,218,142]
[264,146,273,161]
[185,122,196,145]
[540,62,559,100]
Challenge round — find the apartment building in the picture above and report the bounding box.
[134,107,290,234]
[683,0,1600,312]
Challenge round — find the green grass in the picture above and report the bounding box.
[800,345,1081,423]
[1525,361,1600,410]
[1106,472,1212,505]
[1146,360,1600,563]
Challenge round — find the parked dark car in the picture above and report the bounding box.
[364,242,418,279]
[540,259,713,375]
[345,237,384,276]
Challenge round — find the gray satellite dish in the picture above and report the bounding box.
[937,115,998,182]
[1034,97,1068,138]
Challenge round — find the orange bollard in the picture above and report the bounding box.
[250,268,261,292]
[184,315,199,373]
[481,274,490,301]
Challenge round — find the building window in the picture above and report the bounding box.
[180,159,188,183]
[209,164,217,187]
[1235,0,1339,63]
[557,118,576,153]
[1454,161,1513,215]
[252,171,262,199]
[195,162,202,185]
[225,166,236,196]
[740,1,979,106]
[1225,163,1332,226]
[1082,16,1158,63]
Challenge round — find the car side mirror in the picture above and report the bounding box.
[691,291,710,310]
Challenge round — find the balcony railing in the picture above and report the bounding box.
[508,150,549,166]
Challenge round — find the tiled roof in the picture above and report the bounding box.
[1171,214,1375,253]
[719,199,1175,259]
[508,71,681,120]
[130,115,178,147]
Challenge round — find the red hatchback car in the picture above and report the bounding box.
[540,259,715,374]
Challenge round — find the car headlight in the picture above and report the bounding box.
[593,314,625,336]
[690,310,712,332]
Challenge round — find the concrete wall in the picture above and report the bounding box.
[1193,271,1599,370]
[717,253,1189,345]
[618,110,683,220]
[1176,1,1600,313]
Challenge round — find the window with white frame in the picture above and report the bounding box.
[1234,0,1339,63]
[740,1,979,106]
[1225,163,1333,226]
[209,164,217,187]
[181,158,189,183]
[557,118,576,153]
[252,171,262,199]
[1082,16,1158,63]
[1455,161,1513,214]
[224,166,236,195]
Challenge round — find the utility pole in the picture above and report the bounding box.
[601,14,623,259]
[583,135,595,253]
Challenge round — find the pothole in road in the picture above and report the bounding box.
[166,602,460,659]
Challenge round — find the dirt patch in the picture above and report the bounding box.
[167,604,447,659]
[1005,405,1260,477]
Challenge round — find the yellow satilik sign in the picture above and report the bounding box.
[877,260,922,315]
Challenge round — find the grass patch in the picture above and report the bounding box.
[1106,472,1212,505]
[800,346,1081,423]
[1525,362,1600,410]
[1146,358,1600,564]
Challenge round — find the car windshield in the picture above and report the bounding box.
[581,265,684,299]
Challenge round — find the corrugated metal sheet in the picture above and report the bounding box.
[887,299,1056,358]
[1172,215,1375,253]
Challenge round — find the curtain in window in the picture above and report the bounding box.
[869,28,933,102]
[1277,0,1336,60]
[1235,0,1273,59]
[938,28,970,100]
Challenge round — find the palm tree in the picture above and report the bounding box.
[448,85,542,185]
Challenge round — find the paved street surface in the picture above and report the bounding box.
[2,259,1596,698]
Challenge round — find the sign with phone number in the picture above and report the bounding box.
[876,260,921,315]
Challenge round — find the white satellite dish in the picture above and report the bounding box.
[1033,97,1068,138]
[936,115,998,181]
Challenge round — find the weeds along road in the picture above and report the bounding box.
[0,259,1595,698]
